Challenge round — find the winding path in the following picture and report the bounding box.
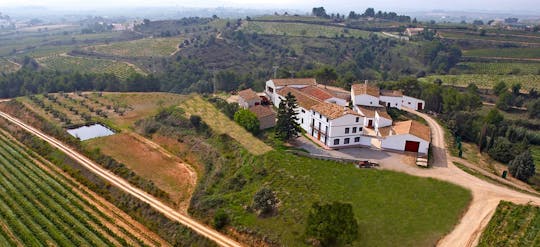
[399,107,540,247]
[0,101,243,247]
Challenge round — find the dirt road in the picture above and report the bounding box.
[400,107,540,247]
[0,110,243,247]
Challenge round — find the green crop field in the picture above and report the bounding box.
[0,130,151,246]
[254,15,333,23]
[440,30,540,44]
[243,21,373,38]
[38,55,145,79]
[420,74,540,91]
[463,48,540,59]
[456,62,540,75]
[86,36,185,57]
[179,95,272,155]
[478,201,540,246]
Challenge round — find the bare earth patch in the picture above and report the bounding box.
[85,132,197,211]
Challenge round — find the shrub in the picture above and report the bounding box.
[252,187,279,216]
[234,109,260,134]
[305,201,359,246]
[508,150,535,182]
[213,209,229,230]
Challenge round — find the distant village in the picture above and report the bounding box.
[236,78,430,155]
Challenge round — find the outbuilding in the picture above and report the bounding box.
[380,120,431,154]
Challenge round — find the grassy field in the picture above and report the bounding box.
[38,55,145,79]
[86,36,185,57]
[478,201,540,246]
[420,74,540,91]
[85,133,195,210]
[204,147,472,246]
[243,21,373,38]
[179,96,272,155]
[463,48,540,59]
[0,130,158,246]
[456,62,540,75]
[440,30,540,44]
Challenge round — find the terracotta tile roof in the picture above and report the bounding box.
[392,120,431,142]
[311,102,359,120]
[299,86,334,101]
[380,89,403,97]
[376,108,392,120]
[357,105,391,120]
[271,78,317,87]
[352,83,380,97]
[238,88,259,101]
[249,105,275,118]
[278,87,321,109]
[378,126,392,137]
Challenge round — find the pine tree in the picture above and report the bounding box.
[275,92,302,141]
[508,150,536,182]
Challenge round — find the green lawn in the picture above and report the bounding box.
[463,48,540,59]
[217,150,472,246]
[420,74,539,91]
[478,201,540,247]
[243,21,372,38]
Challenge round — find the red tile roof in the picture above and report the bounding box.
[311,102,360,120]
[278,87,321,109]
[299,86,334,101]
[352,83,380,97]
[249,105,275,118]
[238,88,259,101]
[392,120,431,141]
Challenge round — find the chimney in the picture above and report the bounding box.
[364,80,368,85]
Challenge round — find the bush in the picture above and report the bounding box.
[234,109,260,134]
[252,187,279,216]
[305,201,359,246]
[508,150,535,182]
[488,137,515,163]
[213,209,229,230]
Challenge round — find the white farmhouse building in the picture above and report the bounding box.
[310,102,371,148]
[379,120,431,154]
[237,88,261,109]
[264,78,431,153]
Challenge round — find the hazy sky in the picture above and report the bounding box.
[1,0,539,13]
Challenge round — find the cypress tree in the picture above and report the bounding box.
[275,92,301,141]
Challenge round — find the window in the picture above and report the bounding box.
[352,127,357,133]
[334,139,340,145]
[370,101,372,104]
[301,109,305,113]
[267,87,274,93]
[326,117,328,122]
[359,127,363,132]
[345,128,350,134]
[301,118,304,124]
[344,138,350,144]
[355,117,359,122]
[354,137,360,142]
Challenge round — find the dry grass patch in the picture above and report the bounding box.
[85,132,197,211]
[103,92,188,128]
[179,95,272,155]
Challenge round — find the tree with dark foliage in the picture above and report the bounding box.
[275,92,301,141]
[306,202,358,246]
[508,150,535,182]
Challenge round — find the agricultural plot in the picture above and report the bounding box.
[38,54,145,79]
[0,130,165,246]
[478,201,540,246]
[420,74,540,91]
[179,95,272,155]
[440,30,540,45]
[243,21,372,38]
[456,62,540,75]
[86,36,185,57]
[463,48,540,59]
